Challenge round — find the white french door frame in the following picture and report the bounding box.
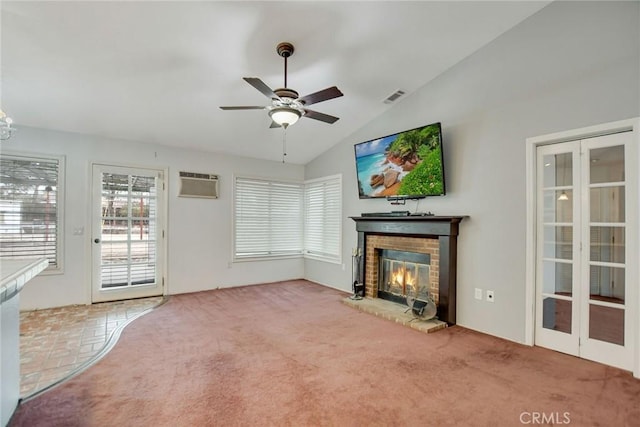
[90,162,168,302]
[525,117,640,379]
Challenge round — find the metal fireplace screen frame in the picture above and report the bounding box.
[378,249,431,305]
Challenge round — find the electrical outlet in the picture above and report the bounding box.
[474,288,483,300]
[486,290,495,303]
[342,263,346,271]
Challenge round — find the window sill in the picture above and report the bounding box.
[232,254,303,263]
[304,254,341,265]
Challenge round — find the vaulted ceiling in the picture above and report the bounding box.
[1,1,550,164]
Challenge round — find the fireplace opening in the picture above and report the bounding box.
[378,249,431,306]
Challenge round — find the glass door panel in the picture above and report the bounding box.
[542,298,572,334]
[588,304,624,345]
[542,226,572,260]
[92,165,164,303]
[590,187,625,222]
[589,265,625,303]
[100,173,157,288]
[541,260,573,334]
[536,146,579,351]
[543,190,573,222]
[589,146,624,183]
[589,227,625,264]
[542,261,573,296]
[585,139,626,346]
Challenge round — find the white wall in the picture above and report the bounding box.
[3,126,305,310]
[304,1,640,343]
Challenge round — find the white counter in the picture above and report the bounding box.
[1,258,48,427]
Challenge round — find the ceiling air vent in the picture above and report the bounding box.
[178,172,219,199]
[383,89,406,104]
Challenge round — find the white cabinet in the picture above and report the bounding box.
[0,259,48,426]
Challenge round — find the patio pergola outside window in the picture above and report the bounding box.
[0,154,64,271]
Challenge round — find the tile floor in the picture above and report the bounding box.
[19,296,164,398]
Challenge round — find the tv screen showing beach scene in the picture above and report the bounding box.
[354,122,445,199]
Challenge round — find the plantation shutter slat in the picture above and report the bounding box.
[304,175,341,262]
[234,177,303,259]
[0,155,61,268]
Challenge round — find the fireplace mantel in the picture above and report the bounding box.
[350,215,466,325]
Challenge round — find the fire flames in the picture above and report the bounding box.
[390,265,416,293]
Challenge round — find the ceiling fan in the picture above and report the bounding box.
[220,42,343,129]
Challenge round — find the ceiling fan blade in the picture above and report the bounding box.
[297,86,343,106]
[219,106,266,110]
[243,77,280,100]
[269,121,281,128]
[303,109,340,124]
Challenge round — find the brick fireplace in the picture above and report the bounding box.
[351,215,465,325]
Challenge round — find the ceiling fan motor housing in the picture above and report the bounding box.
[274,88,299,100]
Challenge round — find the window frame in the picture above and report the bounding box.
[0,152,65,274]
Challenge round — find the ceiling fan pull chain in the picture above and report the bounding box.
[282,128,287,163]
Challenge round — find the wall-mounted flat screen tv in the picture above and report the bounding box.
[354,122,445,199]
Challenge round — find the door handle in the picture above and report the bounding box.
[94,238,100,243]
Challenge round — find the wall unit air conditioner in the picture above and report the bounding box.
[178,172,219,199]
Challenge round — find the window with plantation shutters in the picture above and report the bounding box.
[304,174,342,263]
[0,154,64,271]
[234,177,304,259]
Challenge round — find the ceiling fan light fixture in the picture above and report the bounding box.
[269,107,301,128]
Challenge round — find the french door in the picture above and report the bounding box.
[535,131,635,370]
[92,164,165,303]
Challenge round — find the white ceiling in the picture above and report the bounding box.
[1,1,550,164]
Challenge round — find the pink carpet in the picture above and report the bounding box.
[10,280,640,426]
